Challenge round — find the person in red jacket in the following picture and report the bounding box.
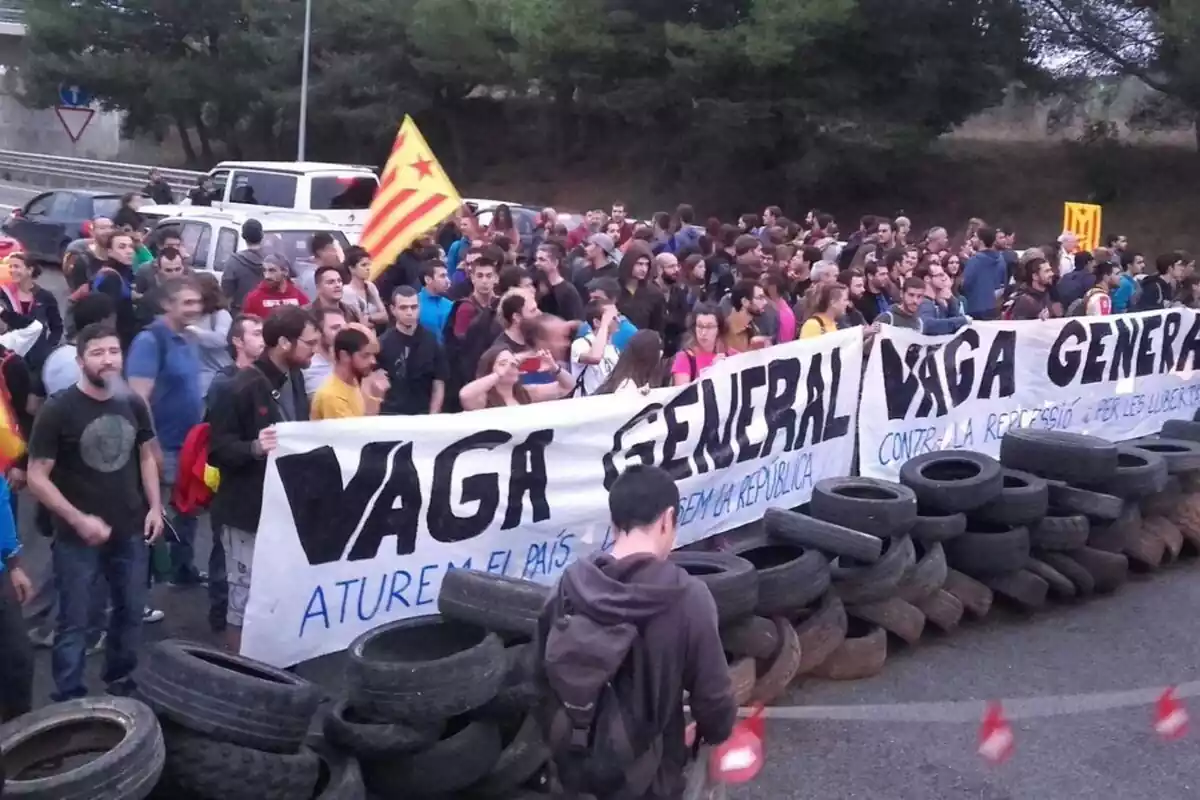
[242,254,308,319]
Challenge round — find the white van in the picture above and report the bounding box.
[188,161,379,244]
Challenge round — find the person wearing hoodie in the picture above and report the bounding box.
[1135,252,1186,312]
[220,219,267,313]
[961,227,1007,320]
[667,204,705,255]
[916,261,970,335]
[534,464,735,799]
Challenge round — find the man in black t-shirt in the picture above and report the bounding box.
[379,287,448,415]
[535,241,583,322]
[26,322,162,702]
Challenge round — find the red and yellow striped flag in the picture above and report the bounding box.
[362,116,462,279]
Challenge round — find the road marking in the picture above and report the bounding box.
[743,679,1200,724]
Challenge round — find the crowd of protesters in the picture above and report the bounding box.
[0,194,1192,726]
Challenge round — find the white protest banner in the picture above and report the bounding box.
[241,329,864,667]
[858,309,1200,481]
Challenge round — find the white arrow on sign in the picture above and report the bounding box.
[54,107,95,143]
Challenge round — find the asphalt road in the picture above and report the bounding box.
[10,174,1200,797]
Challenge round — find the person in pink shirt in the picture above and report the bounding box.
[763,271,796,342]
[671,303,733,385]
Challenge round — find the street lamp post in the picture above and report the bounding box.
[297,0,313,161]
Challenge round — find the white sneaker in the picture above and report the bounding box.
[143,607,165,624]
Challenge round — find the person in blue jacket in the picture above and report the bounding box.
[961,227,1008,320]
[916,261,971,335]
[0,476,33,721]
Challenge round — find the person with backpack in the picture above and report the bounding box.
[1004,257,1056,321]
[533,464,735,798]
[1078,261,1119,316]
[126,276,206,588]
[799,282,851,339]
[670,304,729,386]
[570,301,620,397]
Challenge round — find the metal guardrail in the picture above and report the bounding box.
[0,149,202,195]
[0,0,23,26]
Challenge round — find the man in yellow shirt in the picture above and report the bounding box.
[311,326,379,420]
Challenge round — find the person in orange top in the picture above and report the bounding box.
[311,326,383,420]
[723,280,771,352]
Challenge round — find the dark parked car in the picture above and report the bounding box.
[2,189,124,264]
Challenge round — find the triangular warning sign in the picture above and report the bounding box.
[55,107,95,143]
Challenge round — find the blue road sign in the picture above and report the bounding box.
[57,84,92,108]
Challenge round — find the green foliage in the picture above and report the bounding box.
[22,0,1032,206]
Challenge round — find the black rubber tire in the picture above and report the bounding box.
[749,618,803,705]
[1162,418,1200,442]
[437,569,551,639]
[480,642,539,719]
[731,539,830,616]
[982,569,1049,610]
[830,535,916,605]
[1029,513,1090,551]
[914,589,965,632]
[1089,502,1141,553]
[909,510,967,543]
[347,616,505,723]
[810,477,918,538]
[0,697,165,800]
[668,551,759,624]
[1047,482,1123,522]
[999,429,1119,484]
[1082,446,1168,499]
[137,639,322,754]
[720,616,782,661]
[1024,557,1076,599]
[1069,547,1129,593]
[763,507,883,562]
[971,468,1049,528]
[464,714,549,799]
[1034,551,1096,597]
[311,739,366,800]
[943,522,1031,577]
[158,722,320,800]
[1128,437,1200,474]
[793,592,848,675]
[848,597,925,645]
[321,697,443,758]
[362,717,502,797]
[943,569,994,617]
[898,451,1004,513]
[896,541,948,603]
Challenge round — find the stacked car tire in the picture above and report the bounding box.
[133,639,357,800]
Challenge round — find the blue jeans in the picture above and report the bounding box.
[161,449,200,583]
[51,532,149,701]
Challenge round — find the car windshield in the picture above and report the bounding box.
[261,229,352,268]
[310,176,378,210]
[92,197,121,219]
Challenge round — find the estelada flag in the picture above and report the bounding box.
[1062,202,1103,252]
[362,115,462,280]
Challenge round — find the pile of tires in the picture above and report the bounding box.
[312,569,554,798]
[133,639,353,800]
[0,696,165,800]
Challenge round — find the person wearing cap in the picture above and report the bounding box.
[572,232,620,300]
[220,219,268,313]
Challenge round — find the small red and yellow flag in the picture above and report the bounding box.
[362,116,462,280]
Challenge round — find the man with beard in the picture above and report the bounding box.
[64,217,114,291]
[724,280,770,352]
[311,326,380,420]
[208,305,317,650]
[27,322,163,701]
[656,252,689,357]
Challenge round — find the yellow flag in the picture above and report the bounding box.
[362,116,462,279]
[1062,202,1102,252]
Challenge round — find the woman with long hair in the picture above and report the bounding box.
[799,283,850,339]
[671,303,728,386]
[341,246,387,328]
[940,251,966,302]
[487,204,516,242]
[596,330,663,395]
[616,244,665,334]
[1,252,61,373]
[459,345,575,410]
[188,272,234,399]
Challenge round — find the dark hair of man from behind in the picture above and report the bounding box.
[72,292,116,332]
[333,327,370,359]
[76,322,118,357]
[263,305,315,349]
[609,465,680,534]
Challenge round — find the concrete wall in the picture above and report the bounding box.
[0,33,122,158]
